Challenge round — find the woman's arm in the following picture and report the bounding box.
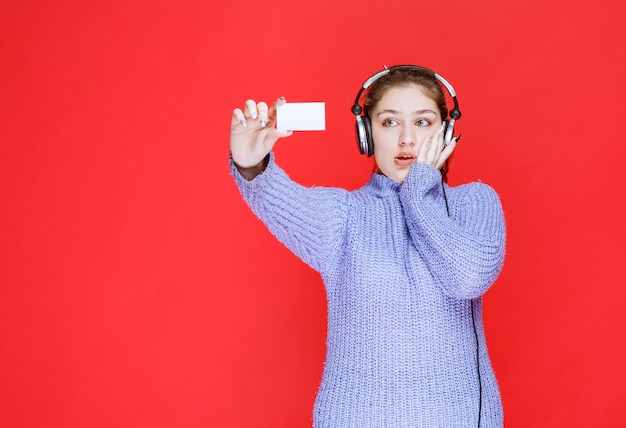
[229,97,349,273]
[230,152,348,275]
[400,163,506,299]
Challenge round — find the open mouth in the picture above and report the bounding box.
[394,152,416,167]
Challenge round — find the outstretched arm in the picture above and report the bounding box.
[229,98,348,274]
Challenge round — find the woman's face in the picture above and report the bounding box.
[370,84,443,183]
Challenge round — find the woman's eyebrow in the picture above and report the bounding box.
[376,109,437,116]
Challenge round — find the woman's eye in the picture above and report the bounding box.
[416,119,431,127]
[383,119,398,127]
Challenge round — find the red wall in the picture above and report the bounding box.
[2,0,625,426]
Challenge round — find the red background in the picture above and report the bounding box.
[2,0,625,426]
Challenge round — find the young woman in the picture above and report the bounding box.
[229,65,506,427]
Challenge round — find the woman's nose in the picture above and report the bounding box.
[399,128,415,146]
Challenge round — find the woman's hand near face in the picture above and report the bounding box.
[416,124,458,171]
[230,97,292,173]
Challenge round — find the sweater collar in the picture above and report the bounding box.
[367,172,401,196]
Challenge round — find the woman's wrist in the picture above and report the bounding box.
[234,155,269,181]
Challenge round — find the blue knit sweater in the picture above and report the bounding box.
[231,153,506,427]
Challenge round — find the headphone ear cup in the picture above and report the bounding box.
[363,116,374,157]
[444,119,455,146]
[355,115,374,156]
[355,116,366,155]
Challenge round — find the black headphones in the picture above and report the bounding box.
[351,65,462,157]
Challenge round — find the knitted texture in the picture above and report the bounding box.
[231,153,506,428]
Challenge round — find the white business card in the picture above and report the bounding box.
[276,102,326,131]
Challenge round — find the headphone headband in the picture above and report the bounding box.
[352,65,462,156]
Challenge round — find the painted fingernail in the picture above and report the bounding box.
[455,134,462,142]
[240,119,247,127]
[251,110,257,119]
[259,118,267,127]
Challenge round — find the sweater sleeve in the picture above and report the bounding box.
[229,153,349,274]
[399,162,506,299]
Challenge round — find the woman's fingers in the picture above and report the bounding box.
[268,96,286,122]
[417,133,436,165]
[257,102,269,127]
[431,123,445,160]
[236,99,276,128]
[244,99,258,119]
[417,123,447,168]
[231,99,268,129]
[232,97,287,129]
[232,108,246,127]
[436,135,459,170]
